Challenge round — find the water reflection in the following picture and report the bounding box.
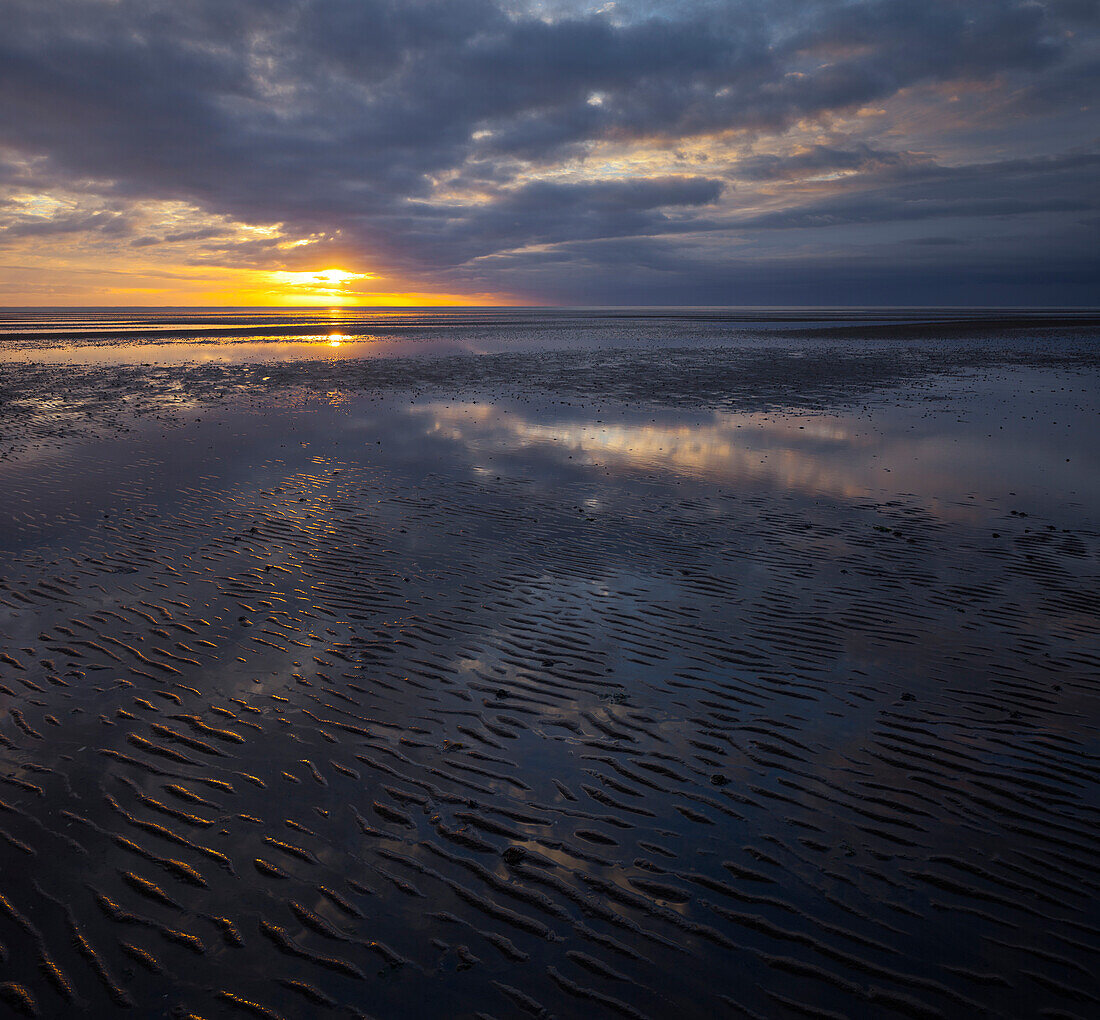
[410,397,1098,525]
[1,363,1096,1018]
[0,334,415,365]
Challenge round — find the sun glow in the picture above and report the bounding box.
[0,250,524,306]
[268,267,371,303]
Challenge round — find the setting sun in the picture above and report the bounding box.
[267,267,370,303]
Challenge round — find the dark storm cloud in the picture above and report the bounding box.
[467,233,1100,307]
[730,153,1100,229]
[395,176,726,267]
[0,0,1098,301]
[911,236,966,246]
[0,209,136,240]
[733,144,923,181]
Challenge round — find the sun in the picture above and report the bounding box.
[268,267,372,303]
[314,268,358,285]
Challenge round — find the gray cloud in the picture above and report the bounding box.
[0,209,136,240]
[0,0,1097,302]
[728,152,1100,229]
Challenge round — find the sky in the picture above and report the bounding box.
[0,0,1097,306]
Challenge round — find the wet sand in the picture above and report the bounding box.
[0,321,1098,1018]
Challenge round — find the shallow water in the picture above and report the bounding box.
[0,323,1098,1019]
[1,305,1098,364]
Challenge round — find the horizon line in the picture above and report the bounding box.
[2,303,1100,312]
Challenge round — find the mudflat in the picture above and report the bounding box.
[0,312,1097,1018]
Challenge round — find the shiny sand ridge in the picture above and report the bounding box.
[0,339,1098,1019]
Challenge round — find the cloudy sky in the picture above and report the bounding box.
[1,0,1097,305]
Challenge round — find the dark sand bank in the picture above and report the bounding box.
[0,327,1097,1018]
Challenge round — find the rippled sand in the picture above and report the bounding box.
[0,330,1097,1018]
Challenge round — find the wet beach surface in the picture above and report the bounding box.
[0,317,1098,1019]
